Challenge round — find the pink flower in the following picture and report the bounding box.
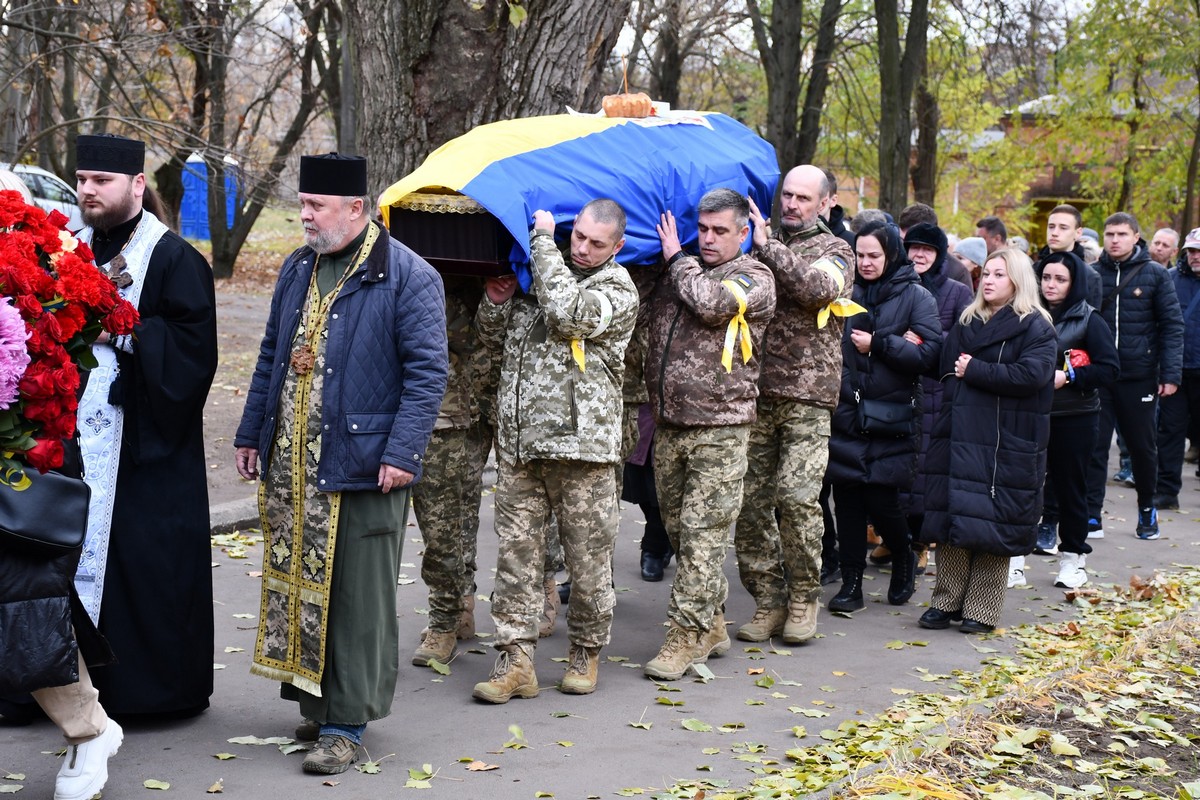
[0,297,30,409]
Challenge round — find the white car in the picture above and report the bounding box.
[0,163,83,230]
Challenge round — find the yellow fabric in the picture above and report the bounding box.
[378,115,627,223]
[811,257,859,329]
[720,279,752,372]
[571,338,586,372]
[818,297,869,328]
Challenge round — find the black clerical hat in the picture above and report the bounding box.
[299,153,368,196]
[76,134,145,175]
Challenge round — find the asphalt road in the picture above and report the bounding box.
[3,458,1197,799]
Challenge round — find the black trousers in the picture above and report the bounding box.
[832,482,909,572]
[1045,412,1097,555]
[639,503,671,556]
[1156,371,1200,498]
[1088,378,1159,514]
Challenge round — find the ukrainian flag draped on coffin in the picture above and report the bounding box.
[379,111,780,289]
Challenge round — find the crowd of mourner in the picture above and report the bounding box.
[3,136,1196,798]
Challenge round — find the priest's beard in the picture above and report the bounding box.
[305,214,353,254]
[80,182,138,231]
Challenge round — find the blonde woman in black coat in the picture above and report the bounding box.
[919,248,1057,634]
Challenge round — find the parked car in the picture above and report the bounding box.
[0,168,33,202]
[0,163,83,230]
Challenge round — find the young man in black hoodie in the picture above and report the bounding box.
[1037,204,1102,309]
[1086,213,1184,540]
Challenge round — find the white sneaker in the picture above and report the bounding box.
[55,719,122,800]
[1054,552,1089,589]
[1007,556,1027,589]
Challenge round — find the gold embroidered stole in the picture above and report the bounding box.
[251,224,378,694]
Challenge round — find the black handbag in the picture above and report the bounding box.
[855,392,917,438]
[0,469,91,557]
[846,323,917,438]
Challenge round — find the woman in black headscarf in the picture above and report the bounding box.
[1035,251,1118,589]
[825,221,942,614]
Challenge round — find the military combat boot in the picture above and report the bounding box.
[457,593,476,640]
[735,606,786,642]
[781,597,818,643]
[694,612,731,663]
[412,629,457,667]
[559,644,601,694]
[643,623,700,681]
[472,644,539,704]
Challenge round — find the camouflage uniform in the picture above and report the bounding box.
[461,323,502,596]
[412,281,479,632]
[735,226,855,608]
[645,252,776,632]
[476,231,638,650]
[617,266,662,490]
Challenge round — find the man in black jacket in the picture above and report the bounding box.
[1086,212,1184,540]
[1036,204,1102,309]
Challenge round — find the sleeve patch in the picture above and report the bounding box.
[733,274,754,290]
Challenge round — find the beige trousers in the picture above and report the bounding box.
[31,654,107,745]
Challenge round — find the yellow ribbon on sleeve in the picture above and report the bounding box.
[570,338,586,372]
[720,279,752,373]
[811,256,867,327]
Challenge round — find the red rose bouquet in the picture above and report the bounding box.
[0,189,140,488]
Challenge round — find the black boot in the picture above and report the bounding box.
[828,567,864,612]
[887,548,916,605]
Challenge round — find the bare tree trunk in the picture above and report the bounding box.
[795,0,843,166]
[653,0,684,107]
[875,0,929,215]
[345,0,632,198]
[1184,69,1200,233]
[910,65,938,206]
[1115,58,1145,213]
[746,0,803,175]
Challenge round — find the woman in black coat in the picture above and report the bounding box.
[1035,251,1119,589]
[894,223,973,569]
[919,248,1058,634]
[826,221,942,613]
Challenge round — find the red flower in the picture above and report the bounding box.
[104,300,140,335]
[24,437,64,473]
[0,192,129,478]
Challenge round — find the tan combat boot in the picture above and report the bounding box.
[643,623,700,681]
[538,578,560,638]
[559,644,601,695]
[694,612,731,663]
[735,606,786,642]
[412,629,457,667]
[472,644,539,704]
[457,593,476,640]
[781,598,818,643]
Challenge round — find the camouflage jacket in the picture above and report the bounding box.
[754,226,856,409]
[645,252,776,427]
[477,232,639,464]
[434,278,483,431]
[622,264,664,405]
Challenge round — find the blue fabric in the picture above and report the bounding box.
[235,226,448,487]
[321,723,366,745]
[1172,265,1200,370]
[457,114,779,290]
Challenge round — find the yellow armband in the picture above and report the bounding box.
[720,279,752,372]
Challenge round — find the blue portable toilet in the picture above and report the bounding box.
[180,153,239,240]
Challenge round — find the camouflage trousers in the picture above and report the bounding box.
[491,457,618,648]
[654,423,750,632]
[461,417,494,593]
[412,428,470,632]
[734,398,831,607]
